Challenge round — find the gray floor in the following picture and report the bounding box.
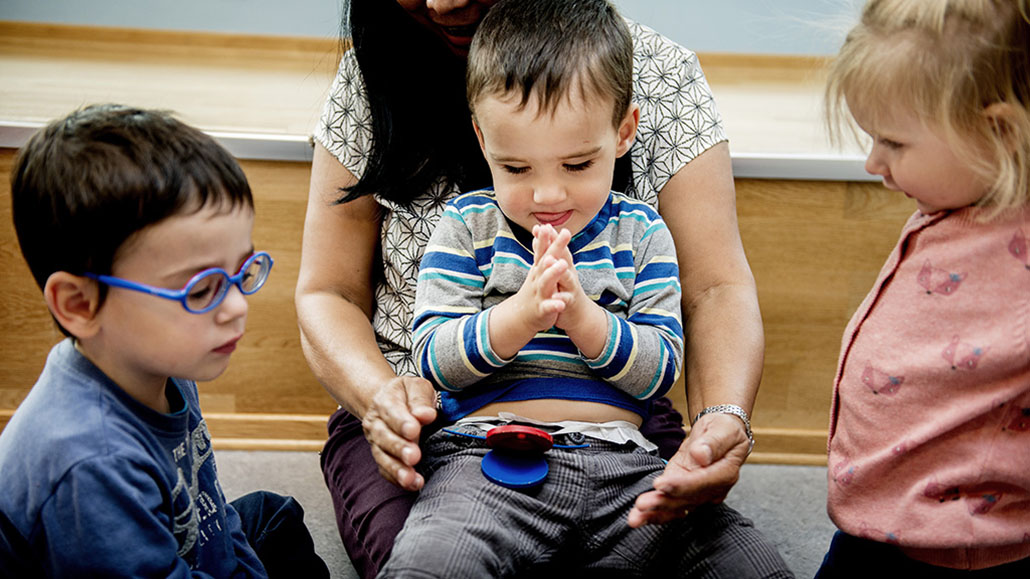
[216,450,835,579]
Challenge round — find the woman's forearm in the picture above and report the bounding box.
[656,142,764,421]
[683,282,764,419]
[296,144,396,419]
[296,290,398,418]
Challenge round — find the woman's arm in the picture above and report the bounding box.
[295,143,436,490]
[664,141,763,423]
[629,141,763,526]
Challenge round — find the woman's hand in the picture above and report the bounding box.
[361,375,438,491]
[627,412,750,527]
[628,141,763,526]
[297,144,439,488]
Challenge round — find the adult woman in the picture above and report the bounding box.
[296,0,781,576]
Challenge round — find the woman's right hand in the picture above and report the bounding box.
[297,144,438,488]
[362,375,438,490]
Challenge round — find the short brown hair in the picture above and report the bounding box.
[466,0,633,128]
[11,104,252,334]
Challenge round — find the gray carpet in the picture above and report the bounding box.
[216,450,834,579]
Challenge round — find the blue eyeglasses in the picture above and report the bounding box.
[86,252,274,314]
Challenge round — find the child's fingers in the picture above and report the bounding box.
[553,256,580,288]
[534,256,568,290]
[559,243,574,267]
[533,224,573,270]
[537,223,560,244]
[527,254,556,283]
[532,224,552,253]
[542,227,572,261]
[540,298,566,315]
[532,225,559,264]
[550,291,573,304]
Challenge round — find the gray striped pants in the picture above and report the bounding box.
[378,426,793,578]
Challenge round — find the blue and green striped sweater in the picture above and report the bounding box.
[412,189,683,421]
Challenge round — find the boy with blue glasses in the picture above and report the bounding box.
[0,104,327,577]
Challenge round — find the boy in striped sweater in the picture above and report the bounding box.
[378,1,766,576]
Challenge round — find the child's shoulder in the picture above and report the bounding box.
[442,188,505,226]
[449,187,498,208]
[0,340,178,481]
[610,191,664,222]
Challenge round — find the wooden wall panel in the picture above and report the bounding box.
[739,179,913,426]
[0,150,55,411]
[0,148,916,461]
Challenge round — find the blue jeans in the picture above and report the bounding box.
[231,491,330,578]
[0,491,327,577]
[815,531,1030,578]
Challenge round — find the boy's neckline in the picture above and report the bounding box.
[500,192,614,254]
[72,338,185,415]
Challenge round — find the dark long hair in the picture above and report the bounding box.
[339,0,632,206]
[338,0,490,205]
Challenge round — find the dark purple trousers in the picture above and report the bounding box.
[320,397,686,579]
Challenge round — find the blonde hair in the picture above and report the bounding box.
[826,0,1030,215]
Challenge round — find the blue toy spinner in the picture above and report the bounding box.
[481,450,549,489]
[442,425,588,490]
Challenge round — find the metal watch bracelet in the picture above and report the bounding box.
[692,404,755,454]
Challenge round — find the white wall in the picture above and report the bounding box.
[614,0,860,55]
[0,0,344,39]
[0,0,860,55]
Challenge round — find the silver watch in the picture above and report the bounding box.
[693,404,754,454]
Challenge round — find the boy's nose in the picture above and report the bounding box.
[215,284,249,323]
[533,183,566,205]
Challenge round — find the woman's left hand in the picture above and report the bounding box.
[627,412,750,527]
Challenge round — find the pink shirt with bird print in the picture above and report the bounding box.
[827,205,1030,570]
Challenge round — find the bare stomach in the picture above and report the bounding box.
[475,399,643,427]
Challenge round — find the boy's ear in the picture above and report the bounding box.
[43,272,102,339]
[471,115,487,153]
[983,102,1022,152]
[615,103,640,158]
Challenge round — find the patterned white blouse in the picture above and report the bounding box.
[314,20,728,378]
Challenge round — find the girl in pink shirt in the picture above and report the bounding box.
[817,0,1030,576]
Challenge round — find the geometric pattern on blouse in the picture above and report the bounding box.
[315,20,727,377]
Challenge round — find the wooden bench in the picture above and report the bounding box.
[0,22,913,463]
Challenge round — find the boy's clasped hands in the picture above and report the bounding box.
[492,223,607,361]
[523,224,578,328]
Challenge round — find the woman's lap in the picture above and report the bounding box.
[638,395,687,459]
[321,408,417,579]
[320,398,687,579]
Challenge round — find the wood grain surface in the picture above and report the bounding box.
[0,23,908,461]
